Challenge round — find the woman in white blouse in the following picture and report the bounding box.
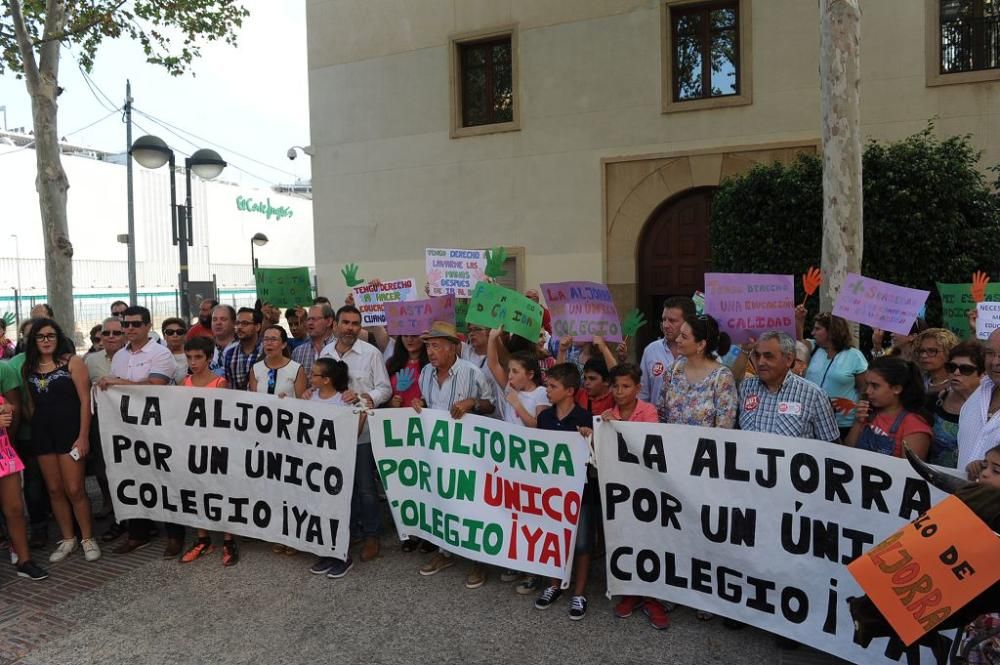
[249,326,306,398]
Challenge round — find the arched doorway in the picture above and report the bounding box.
[635,187,715,351]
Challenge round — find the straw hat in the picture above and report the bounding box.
[420,321,461,344]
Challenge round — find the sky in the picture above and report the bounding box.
[0,0,311,187]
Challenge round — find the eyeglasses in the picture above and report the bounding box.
[122,320,146,329]
[945,362,979,376]
[100,330,125,337]
[235,321,256,327]
[262,336,284,343]
[163,328,186,336]
[36,333,57,342]
[916,347,940,357]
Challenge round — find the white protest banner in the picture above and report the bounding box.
[97,386,360,559]
[595,420,947,665]
[425,248,487,297]
[975,301,1000,340]
[352,278,418,327]
[369,408,589,584]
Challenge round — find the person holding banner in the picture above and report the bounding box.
[959,329,1000,479]
[914,328,959,397]
[638,297,696,405]
[161,318,189,385]
[99,306,181,557]
[315,305,392,577]
[209,305,238,378]
[248,326,307,399]
[738,332,840,442]
[23,318,101,564]
[223,308,264,392]
[799,311,868,440]
[411,321,496,587]
[656,314,738,433]
[844,357,933,460]
[386,335,428,409]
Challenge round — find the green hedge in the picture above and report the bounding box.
[710,126,1000,331]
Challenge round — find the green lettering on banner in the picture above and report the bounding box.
[936,282,1000,337]
[467,282,543,341]
[383,419,403,447]
[254,267,312,308]
[235,195,295,221]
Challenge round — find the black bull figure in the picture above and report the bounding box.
[848,449,1000,663]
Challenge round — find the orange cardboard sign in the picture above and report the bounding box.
[848,495,1000,646]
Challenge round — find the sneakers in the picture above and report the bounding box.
[16,560,49,581]
[534,585,563,610]
[465,563,487,589]
[48,538,78,563]
[499,569,519,583]
[326,556,353,579]
[419,552,454,576]
[614,595,644,619]
[181,538,216,563]
[81,538,102,562]
[569,595,588,620]
[642,599,671,630]
[310,556,337,575]
[515,576,539,595]
[221,540,239,567]
[401,538,418,553]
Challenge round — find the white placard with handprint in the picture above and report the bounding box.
[352,278,419,327]
[425,248,487,298]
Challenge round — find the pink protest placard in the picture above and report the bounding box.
[384,295,456,336]
[832,274,929,336]
[704,273,796,343]
[540,281,622,343]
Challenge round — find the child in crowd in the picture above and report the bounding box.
[599,362,671,630]
[310,358,350,405]
[977,444,1000,488]
[0,396,46,579]
[577,358,614,416]
[529,363,596,620]
[487,328,549,427]
[845,357,933,460]
[178,337,237,566]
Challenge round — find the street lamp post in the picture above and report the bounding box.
[10,234,21,331]
[250,232,269,275]
[131,135,226,321]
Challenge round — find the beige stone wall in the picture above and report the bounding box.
[306,0,1000,299]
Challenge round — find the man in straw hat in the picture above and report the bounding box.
[411,320,496,588]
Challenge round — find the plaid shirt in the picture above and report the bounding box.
[223,340,263,391]
[291,335,335,378]
[738,371,840,442]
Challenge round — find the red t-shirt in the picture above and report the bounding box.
[186,322,213,341]
[868,411,933,458]
[576,390,614,416]
[389,359,423,408]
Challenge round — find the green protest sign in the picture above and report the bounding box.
[455,298,470,333]
[467,282,543,341]
[255,267,312,308]
[936,282,1000,337]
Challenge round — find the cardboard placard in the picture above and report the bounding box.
[833,274,929,336]
[352,279,418,327]
[540,281,622,342]
[425,248,487,297]
[254,267,312,308]
[703,272,796,343]
[467,282,543,341]
[384,295,455,336]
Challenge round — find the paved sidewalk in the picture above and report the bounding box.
[1,530,849,665]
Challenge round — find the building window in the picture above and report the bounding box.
[661,0,751,114]
[671,1,740,101]
[450,27,520,138]
[940,0,1000,73]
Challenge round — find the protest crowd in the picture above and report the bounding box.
[1,262,999,662]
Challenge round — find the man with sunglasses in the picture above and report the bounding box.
[97,306,180,556]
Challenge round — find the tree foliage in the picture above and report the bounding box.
[711,126,1000,328]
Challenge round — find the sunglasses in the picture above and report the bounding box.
[101,330,125,337]
[163,328,186,336]
[122,320,146,329]
[944,362,978,376]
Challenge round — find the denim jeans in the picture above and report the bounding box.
[350,443,382,539]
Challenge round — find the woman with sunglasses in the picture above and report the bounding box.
[248,326,307,399]
[21,318,101,564]
[160,317,190,384]
[926,341,984,469]
[914,328,960,397]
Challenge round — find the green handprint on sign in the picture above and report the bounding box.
[341,263,364,288]
[484,247,507,279]
[1,312,14,328]
[621,309,647,339]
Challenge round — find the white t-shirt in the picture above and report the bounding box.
[503,385,550,427]
[172,352,189,385]
[310,391,347,406]
[251,359,302,398]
